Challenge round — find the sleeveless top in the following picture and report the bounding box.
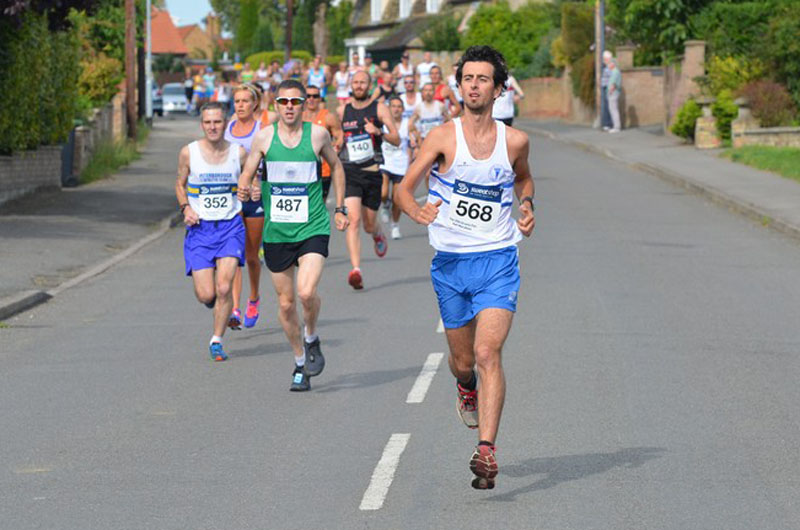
[416,100,445,139]
[380,118,410,176]
[224,119,261,153]
[448,74,462,102]
[492,81,515,120]
[395,63,414,93]
[339,99,383,168]
[427,118,521,253]
[335,71,350,98]
[187,141,242,221]
[434,83,447,103]
[400,92,420,120]
[310,108,331,178]
[308,67,326,88]
[261,122,329,243]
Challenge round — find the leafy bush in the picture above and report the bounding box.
[712,89,738,142]
[463,0,555,70]
[326,0,353,56]
[326,55,345,67]
[560,2,594,64]
[738,80,797,127]
[571,53,595,107]
[514,29,561,80]
[699,55,766,97]
[763,3,800,107]
[671,99,702,140]
[691,2,772,58]
[79,52,123,105]
[420,11,462,52]
[246,51,314,68]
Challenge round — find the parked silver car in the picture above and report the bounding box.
[161,82,188,114]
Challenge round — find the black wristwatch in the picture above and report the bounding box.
[179,203,190,213]
[520,196,535,211]
[334,206,348,215]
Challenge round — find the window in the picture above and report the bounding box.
[371,0,382,22]
[426,0,439,13]
[399,0,411,19]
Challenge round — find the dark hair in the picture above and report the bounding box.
[430,65,442,75]
[199,101,228,118]
[305,84,321,94]
[455,45,509,90]
[388,95,403,106]
[277,79,307,98]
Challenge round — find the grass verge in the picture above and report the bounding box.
[79,119,151,184]
[722,145,800,183]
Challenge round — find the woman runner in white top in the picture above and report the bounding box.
[379,96,417,239]
[334,62,351,108]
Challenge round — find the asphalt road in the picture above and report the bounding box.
[2,134,800,529]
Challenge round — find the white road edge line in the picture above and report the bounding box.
[406,352,445,404]
[359,433,411,511]
[436,317,444,333]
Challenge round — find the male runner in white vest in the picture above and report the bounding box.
[175,102,247,362]
[396,46,535,490]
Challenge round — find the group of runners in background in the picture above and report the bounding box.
[175,45,535,491]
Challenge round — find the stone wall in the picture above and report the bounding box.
[664,40,705,129]
[734,127,800,148]
[0,146,63,205]
[518,77,572,120]
[618,67,665,127]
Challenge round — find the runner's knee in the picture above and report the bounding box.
[474,344,500,370]
[297,286,317,307]
[278,293,295,314]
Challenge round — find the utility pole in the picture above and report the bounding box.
[595,0,606,128]
[285,0,293,64]
[125,0,137,139]
[145,0,153,125]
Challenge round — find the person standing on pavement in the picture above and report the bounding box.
[175,102,247,362]
[607,58,622,133]
[600,51,613,131]
[337,70,400,290]
[238,79,349,391]
[395,45,535,490]
[225,84,266,331]
[303,84,344,202]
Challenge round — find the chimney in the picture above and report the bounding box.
[205,13,220,38]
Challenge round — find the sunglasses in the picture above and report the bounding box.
[275,97,305,106]
[402,55,409,59]
[306,93,321,99]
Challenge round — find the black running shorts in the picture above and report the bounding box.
[263,235,329,273]
[344,165,382,211]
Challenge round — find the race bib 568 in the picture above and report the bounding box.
[447,180,502,234]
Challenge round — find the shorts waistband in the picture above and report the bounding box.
[434,245,517,259]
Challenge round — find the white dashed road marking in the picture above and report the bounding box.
[406,352,444,404]
[359,433,411,511]
[436,317,444,333]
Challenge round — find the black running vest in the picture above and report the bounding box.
[339,99,383,168]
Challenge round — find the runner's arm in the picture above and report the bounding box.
[313,127,349,231]
[446,87,461,118]
[396,126,447,225]
[238,129,270,201]
[509,129,535,237]
[377,104,400,146]
[326,112,344,152]
[175,146,198,226]
[510,76,525,100]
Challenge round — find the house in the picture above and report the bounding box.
[151,7,188,57]
[177,14,227,61]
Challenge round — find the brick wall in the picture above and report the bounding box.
[0,146,62,205]
[618,67,665,127]
[734,127,800,148]
[518,77,571,120]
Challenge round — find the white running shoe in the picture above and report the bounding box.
[380,206,390,224]
[391,225,402,240]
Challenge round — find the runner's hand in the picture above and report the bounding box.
[251,184,261,201]
[364,118,380,136]
[183,206,199,226]
[518,202,535,237]
[414,199,441,225]
[237,186,250,202]
[334,212,349,231]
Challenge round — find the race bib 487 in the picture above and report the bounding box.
[270,185,309,223]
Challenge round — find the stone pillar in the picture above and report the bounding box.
[616,46,634,70]
[731,97,758,148]
[682,40,706,98]
[694,97,720,149]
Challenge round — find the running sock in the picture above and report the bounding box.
[458,371,477,391]
[478,440,495,449]
[210,335,222,345]
[295,354,306,367]
[204,296,216,309]
[304,327,318,344]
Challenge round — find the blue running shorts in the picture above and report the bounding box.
[184,217,246,276]
[431,245,520,329]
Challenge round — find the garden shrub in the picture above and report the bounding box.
[420,11,461,52]
[560,2,594,104]
[246,50,314,68]
[763,3,800,107]
[671,99,702,140]
[712,89,738,142]
[691,2,772,58]
[571,53,595,108]
[701,55,765,97]
[79,52,123,105]
[738,80,797,127]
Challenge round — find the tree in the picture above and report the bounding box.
[253,17,275,52]
[326,0,352,56]
[236,0,259,57]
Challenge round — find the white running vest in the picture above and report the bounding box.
[186,141,242,221]
[224,119,260,154]
[395,63,414,93]
[492,81,515,120]
[335,71,350,98]
[400,92,420,120]
[448,74,463,102]
[416,100,445,139]
[380,118,410,175]
[427,118,521,253]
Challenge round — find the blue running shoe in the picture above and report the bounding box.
[228,309,242,330]
[244,297,260,328]
[209,342,228,362]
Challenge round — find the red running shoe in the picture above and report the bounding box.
[348,268,363,290]
[469,444,498,490]
[373,231,388,258]
[456,382,479,429]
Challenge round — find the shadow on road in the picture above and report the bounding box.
[313,365,420,393]
[232,338,343,358]
[486,446,666,502]
[365,275,430,292]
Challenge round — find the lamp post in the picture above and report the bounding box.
[595,0,606,128]
[145,0,153,125]
[125,0,137,139]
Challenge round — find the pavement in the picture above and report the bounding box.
[2,115,800,322]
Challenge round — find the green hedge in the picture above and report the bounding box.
[246,50,314,68]
[0,12,79,154]
[691,2,772,59]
